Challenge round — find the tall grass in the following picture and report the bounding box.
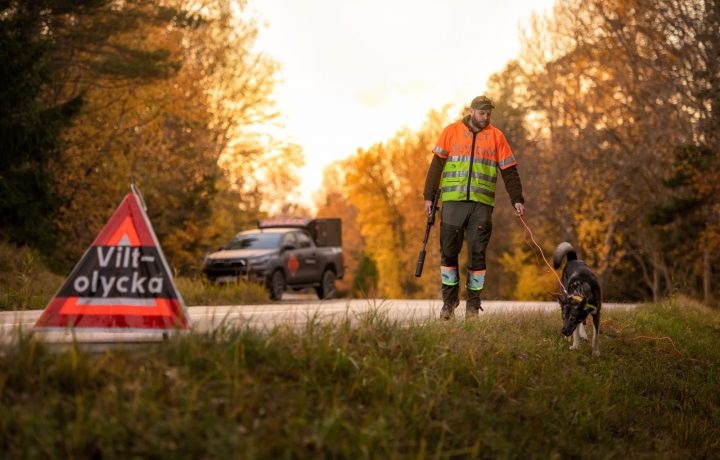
[175,277,269,306]
[0,241,270,310]
[0,241,64,310]
[1,297,718,458]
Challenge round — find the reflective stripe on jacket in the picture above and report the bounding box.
[433,119,516,206]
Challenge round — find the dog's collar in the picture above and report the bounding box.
[565,294,597,313]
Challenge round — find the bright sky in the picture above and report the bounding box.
[250,0,557,209]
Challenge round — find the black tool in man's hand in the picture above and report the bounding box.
[415,188,441,277]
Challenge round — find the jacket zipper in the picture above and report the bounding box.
[466,129,478,200]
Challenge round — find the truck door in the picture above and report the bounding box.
[293,231,319,283]
[280,232,301,283]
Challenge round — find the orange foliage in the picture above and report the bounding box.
[339,111,449,299]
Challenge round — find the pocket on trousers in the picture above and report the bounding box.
[471,221,493,253]
[440,222,463,258]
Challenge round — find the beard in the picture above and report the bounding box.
[471,117,489,130]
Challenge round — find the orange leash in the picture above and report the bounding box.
[516,216,709,363]
[516,214,568,296]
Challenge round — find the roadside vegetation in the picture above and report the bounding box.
[1,297,718,458]
[0,242,270,310]
[0,242,65,311]
[175,277,269,306]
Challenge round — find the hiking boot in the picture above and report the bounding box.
[465,304,480,318]
[439,300,459,320]
[440,283,460,320]
[439,306,453,320]
[466,290,483,318]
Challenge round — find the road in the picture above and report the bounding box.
[0,294,636,347]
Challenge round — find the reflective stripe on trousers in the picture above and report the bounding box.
[441,265,458,286]
[439,201,493,303]
[467,269,486,291]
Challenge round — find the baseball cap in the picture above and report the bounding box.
[470,95,495,110]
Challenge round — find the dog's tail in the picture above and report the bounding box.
[553,242,577,269]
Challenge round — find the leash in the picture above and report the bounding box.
[516,214,568,296]
[602,320,705,363]
[516,215,711,364]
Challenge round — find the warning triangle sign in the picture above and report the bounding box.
[34,192,191,333]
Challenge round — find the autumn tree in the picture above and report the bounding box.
[314,161,363,295]
[42,0,297,273]
[518,0,718,302]
[648,144,719,301]
[340,110,448,299]
[0,0,115,254]
[588,0,720,303]
[484,61,553,299]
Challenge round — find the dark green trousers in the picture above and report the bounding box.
[439,201,493,310]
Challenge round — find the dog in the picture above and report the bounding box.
[553,242,602,356]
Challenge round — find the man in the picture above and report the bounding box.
[423,95,525,319]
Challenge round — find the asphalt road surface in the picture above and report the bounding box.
[0,293,637,348]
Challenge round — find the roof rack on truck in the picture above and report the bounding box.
[258,218,341,248]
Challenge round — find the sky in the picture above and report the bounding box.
[249,0,557,209]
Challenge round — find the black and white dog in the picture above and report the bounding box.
[553,242,602,356]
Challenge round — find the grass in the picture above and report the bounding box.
[0,241,65,311]
[1,297,718,458]
[174,277,270,306]
[0,241,270,310]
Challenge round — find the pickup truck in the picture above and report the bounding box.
[202,218,344,300]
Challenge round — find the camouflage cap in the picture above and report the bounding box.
[470,95,495,110]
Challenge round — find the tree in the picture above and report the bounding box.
[341,109,448,299]
[521,0,720,298]
[0,0,105,252]
[485,61,548,300]
[315,161,363,295]
[44,1,294,273]
[648,144,719,303]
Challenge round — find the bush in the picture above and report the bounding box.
[0,241,64,310]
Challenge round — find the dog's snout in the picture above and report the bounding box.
[561,322,576,336]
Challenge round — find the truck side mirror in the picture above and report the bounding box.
[282,244,296,252]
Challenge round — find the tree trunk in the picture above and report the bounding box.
[703,245,711,304]
[653,266,660,303]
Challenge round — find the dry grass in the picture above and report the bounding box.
[1,298,718,458]
[0,241,270,310]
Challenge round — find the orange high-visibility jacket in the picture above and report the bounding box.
[433,121,517,206]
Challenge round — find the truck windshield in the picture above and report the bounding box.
[225,233,282,250]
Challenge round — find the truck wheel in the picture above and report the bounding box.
[315,269,336,299]
[269,270,285,300]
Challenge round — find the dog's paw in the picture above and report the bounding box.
[592,349,600,357]
[569,345,579,351]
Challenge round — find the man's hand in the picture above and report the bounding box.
[514,202,525,217]
[424,200,433,216]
